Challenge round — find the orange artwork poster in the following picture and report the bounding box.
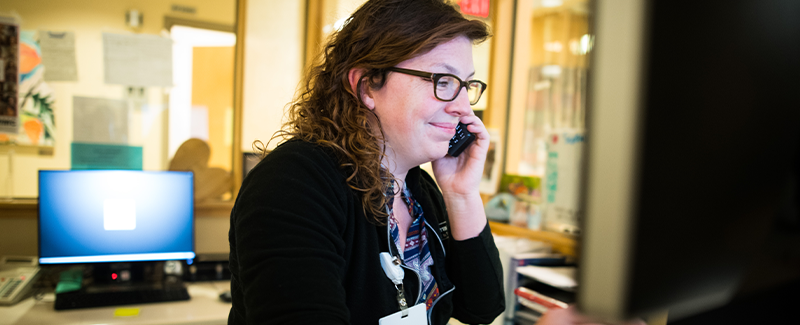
[1,29,55,147]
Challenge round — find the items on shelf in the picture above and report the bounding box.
[514,286,568,312]
[512,266,576,325]
[516,265,577,291]
[498,247,575,325]
[485,174,543,230]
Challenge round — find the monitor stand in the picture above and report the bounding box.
[54,262,190,310]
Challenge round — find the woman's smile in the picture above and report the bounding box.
[430,122,457,138]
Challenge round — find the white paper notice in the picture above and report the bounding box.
[103,33,173,87]
[73,96,129,144]
[517,266,578,291]
[39,30,78,81]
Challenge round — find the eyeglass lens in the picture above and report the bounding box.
[435,75,483,105]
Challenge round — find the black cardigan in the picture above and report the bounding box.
[228,140,505,324]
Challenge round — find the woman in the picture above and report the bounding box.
[228,0,504,324]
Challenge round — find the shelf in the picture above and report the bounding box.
[0,199,234,218]
[489,221,578,258]
[0,198,37,209]
[2,201,573,255]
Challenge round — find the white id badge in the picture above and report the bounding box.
[378,303,427,325]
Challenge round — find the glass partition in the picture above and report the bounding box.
[519,0,590,176]
[0,0,237,201]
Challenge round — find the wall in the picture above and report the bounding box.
[0,0,236,197]
[0,0,236,257]
[240,0,305,152]
[192,46,235,170]
[0,211,231,256]
[507,0,535,175]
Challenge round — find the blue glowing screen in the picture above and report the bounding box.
[38,170,195,264]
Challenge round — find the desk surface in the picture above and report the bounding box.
[1,280,504,325]
[0,281,231,325]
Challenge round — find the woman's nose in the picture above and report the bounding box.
[445,87,473,116]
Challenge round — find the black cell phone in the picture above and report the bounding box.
[448,122,476,157]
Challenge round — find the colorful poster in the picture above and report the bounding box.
[0,29,56,147]
[498,174,543,230]
[16,31,55,147]
[0,16,19,136]
[542,129,584,235]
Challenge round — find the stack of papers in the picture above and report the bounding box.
[516,266,577,291]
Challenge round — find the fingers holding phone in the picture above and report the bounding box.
[432,114,489,195]
[447,122,475,157]
[446,114,489,160]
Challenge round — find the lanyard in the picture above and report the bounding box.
[379,252,409,317]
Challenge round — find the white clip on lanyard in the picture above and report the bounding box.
[380,252,409,317]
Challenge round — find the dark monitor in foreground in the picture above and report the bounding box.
[38,170,195,265]
[579,0,799,322]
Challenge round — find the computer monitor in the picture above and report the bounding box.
[38,170,196,265]
[578,0,799,322]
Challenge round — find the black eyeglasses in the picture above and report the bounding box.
[387,67,487,105]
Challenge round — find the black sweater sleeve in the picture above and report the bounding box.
[417,170,507,324]
[447,223,506,323]
[228,142,352,324]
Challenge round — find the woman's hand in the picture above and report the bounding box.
[431,113,490,240]
[537,306,647,325]
[431,113,490,196]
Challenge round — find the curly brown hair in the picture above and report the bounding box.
[267,0,490,223]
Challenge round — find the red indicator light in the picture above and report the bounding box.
[20,276,25,280]
[111,273,118,280]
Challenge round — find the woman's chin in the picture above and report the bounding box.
[429,146,451,161]
[407,142,451,166]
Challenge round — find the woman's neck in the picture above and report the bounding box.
[390,169,408,199]
[382,149,410,189]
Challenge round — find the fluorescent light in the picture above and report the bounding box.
[580,34,594,54]
[170,25,236,47]
[542,65,562,77]
[541,0,563,8]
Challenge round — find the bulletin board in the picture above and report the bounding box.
[0,0,237,198]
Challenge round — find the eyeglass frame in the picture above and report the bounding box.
[386,67,487,105]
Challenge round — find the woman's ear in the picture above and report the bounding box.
[348,68,375,110]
